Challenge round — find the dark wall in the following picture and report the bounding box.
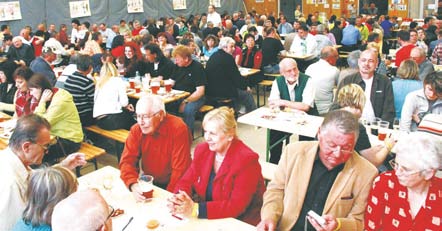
[3,0,244,35]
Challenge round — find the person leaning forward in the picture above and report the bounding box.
[119,94,192,199]
[257,110,378,231]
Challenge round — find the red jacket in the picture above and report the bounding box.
[174,139,265,225]
[119,114,191,192]
[237,47,263,69]
[395,44,416,67]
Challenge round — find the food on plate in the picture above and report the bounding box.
[146,219,160,229]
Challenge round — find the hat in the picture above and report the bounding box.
[417,114,442,136]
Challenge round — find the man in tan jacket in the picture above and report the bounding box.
[257,110,378,231]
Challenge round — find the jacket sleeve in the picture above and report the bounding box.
[206,155,263,219]
[33,94,68,126]
[167,124,192,192]
[173,145,203,195]
[253,51,263,69]
[399,93,416,132]
[119,127,142,189]
[380,79,395,125]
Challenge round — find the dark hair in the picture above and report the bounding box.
[76,55,92,72]
[111,35,124,49]
[424,16,433,24]
[243,33,255,43]
[410,21,418,29]
[247,26,258,33]
[13,66,34,81]
[0,24,8,31]
[9,114,51,152]
[141,34,154,45]
[298,23,309,32]
[144,43,165,61]
[424,71,442,95]
[71,19,80,26]
[334,20,341,27]
[3,34,12,41]
[91,32,101,41]
[82,21,90,29]
[0,60,18,84]
[367,32,380,42]
[27,73,52,92]
[397,30,410,41]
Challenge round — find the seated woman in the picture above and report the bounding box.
[332,84,395,170]
[93,62,136,130]
[364,132,442,230]
[168,107,265,225]
[13,67,36,117]
[0,60,18,115]
[392,59,422,119]
[157,32,174,58]
[400,71,442,132]
[120,44,145,78]
[28,74,83,163]
[12,166,78,231]
[202,35,219,60]
[236,34,263,86]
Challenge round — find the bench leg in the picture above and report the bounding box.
[93,159,98,170]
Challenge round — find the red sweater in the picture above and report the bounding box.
[174,139,266,225]
[119,114,191,192]
[395,44,415,67]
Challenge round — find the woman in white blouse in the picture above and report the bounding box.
[93,61,136,130]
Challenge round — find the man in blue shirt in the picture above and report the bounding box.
[341,19,361,52]
[277,16,293,35]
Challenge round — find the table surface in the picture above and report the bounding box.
[127,88,190,103]
[279,52,315,60]
[237,107,324,138]
[78,166,256,231]
[239,67,261,77]
[0,112,13,150]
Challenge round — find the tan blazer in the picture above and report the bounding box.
[261,141,378,231]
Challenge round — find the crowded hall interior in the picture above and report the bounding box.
[1,0,442,230]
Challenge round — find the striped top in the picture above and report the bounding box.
[64,71,95,116]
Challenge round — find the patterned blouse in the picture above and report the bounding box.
[364,171,442,231]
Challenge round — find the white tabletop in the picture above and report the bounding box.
[78,166,256,231]
[237,107,324,138]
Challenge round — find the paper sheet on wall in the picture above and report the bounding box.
[127,0,143,13]
[209,0,221,8]
[332,4,340,9]
[69,0,91,18]
[0,1,22,22]
[173,0,187,10]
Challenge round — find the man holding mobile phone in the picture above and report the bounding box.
[257,110,378,231]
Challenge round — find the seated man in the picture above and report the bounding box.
[30,46,57,86]
[143,43,175,80]
[120,95,191,196]
[257,110,378,231]
[52,189,112,231]
[0,114,86,230]
[206,37,257,113]
[7,36,35,66]
[63,54,95,126]
[167,45,206,133]
[289,23,318,72]
[268,58,317,164]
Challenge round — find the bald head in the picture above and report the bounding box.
[410,47,426,64]
[320,46,339,65]
[52,189,112,231]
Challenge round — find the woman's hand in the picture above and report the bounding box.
[167,190,194,217]
[40,89,53,103]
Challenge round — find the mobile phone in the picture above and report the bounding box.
[307,210,326,226]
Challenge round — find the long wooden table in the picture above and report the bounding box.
[78,166,256,231]
[127,88,190,104]
[239,67,261,77]
[238,107,324,161]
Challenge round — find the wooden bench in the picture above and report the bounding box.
[263,73,280,79]
[75,142,106,176]
[259,160,277,182]
[84,125,129,161]
[194,105,215,139]
[256,80,274,107]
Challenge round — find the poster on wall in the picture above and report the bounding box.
[332,3,340,9]
[256,0,264,2]
[69,0,91,18]
[0,1,22,21]
[209,0,221,7]
[127,0,143,13]
[173,0,187,10]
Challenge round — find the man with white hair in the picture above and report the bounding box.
[7,36,35,66]
[119,94,191,196]
[410,46,434,81]
[205,37,257,113]
[52,189,112,231]
[30,46,58,86]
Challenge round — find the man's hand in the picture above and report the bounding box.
[307,214,338,231]
[256,219,276,231]
[125,104,134,112]
[130,182,147,202]
[60,152,86,170]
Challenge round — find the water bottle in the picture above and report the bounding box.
[135,71,141,86]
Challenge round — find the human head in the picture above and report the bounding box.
[396,59,419,80]
[111,35,124,49]
[423,71,442,101]
[409,29,418,44]
[13,66,33,92]
[397,30,410,44]
[27,73,53,101]
[144,43,165,63]
[409,47,426,65]
[71,19,80,29]
[202,107,237,154]
[279,58,299,84]
[135,95,166,135]
[318,110,359,170]
[244,33,255,49]
[347,50,361,69]
[297,23,309,39]
[41,46,57,63]
[97,62,118,89]
[9,114,51,166]
[22,166,77,226]
[203,34,219,50]
[1,24,10,33]
[172,45,193,67]
[0,59,18,84]
[52,189,112,231]
[320,46,339,66]
[417,27,426,40]
[208,4,216,14]
[12,36,23,48]
[358,49,378,78]
[218,36,235,55]
[124,44,137,59]
[336,84,366,118]
[393,132,442,187]
[76,54,93,73]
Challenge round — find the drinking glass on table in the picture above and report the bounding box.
[378,121,390,141]
[139,174,154,202]
[150,81,160,95]
[164,79,174,94]
[393,118,400,131]
[369,117,381,136]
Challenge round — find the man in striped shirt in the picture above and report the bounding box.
[64,55,95,126]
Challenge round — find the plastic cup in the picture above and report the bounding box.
[164,80,173,93]
[378,121,390,141]
[139,174,154,200]
[370,117,381,136]
[129,79,135,89]
[135,86,141,93]
[150,81,160,94]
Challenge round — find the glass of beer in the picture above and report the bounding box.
[150,81,160,94]
[135,86,141,93]
[129,79,135,89]
[164,79,173,94]
[370,117,381,136]
[378,121,390,141]
[139,174,154,201]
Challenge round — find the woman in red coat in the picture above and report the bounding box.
[168,107,265,225]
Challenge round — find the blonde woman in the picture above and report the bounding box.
[93,61,135,130]
[392,59,422,119]
[12,166,78,231]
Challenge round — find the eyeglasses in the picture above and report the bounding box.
[34,142,51,153]
[134,111,161,121]
[390,160,423,177]
[324,142,353,155]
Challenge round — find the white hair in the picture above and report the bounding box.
[218,37,235,50]
[136,94,165,113]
